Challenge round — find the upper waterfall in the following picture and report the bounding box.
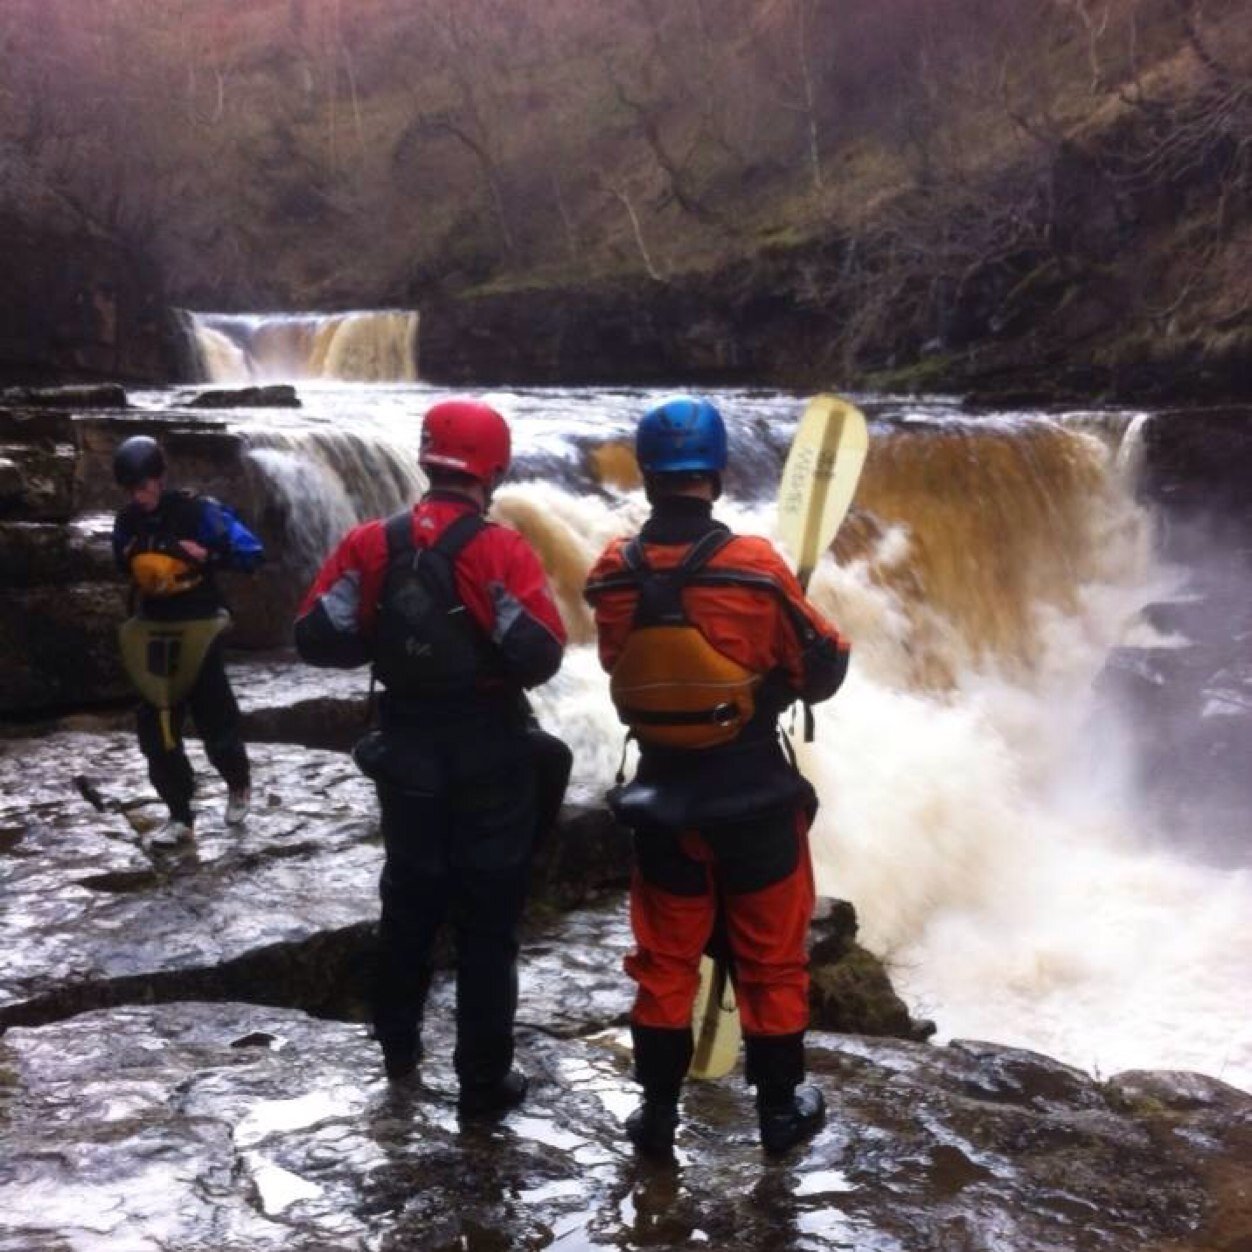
[182,310,419,384]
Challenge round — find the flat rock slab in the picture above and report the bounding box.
[1,731,380,1026]
[0,729,635,1036]
[1,1002,1247,1252]
[231,652,371,753]
[0,732,379,1028]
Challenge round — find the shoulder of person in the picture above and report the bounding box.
[476,515,524,545]
[721,533,790,569]
[345,515,389,554]
[585,533,633,575]
[580,535,631,570]
[475,516,543,561]
[590,533,632,560]
[195,492,255,517]
[193,493,253,535]
[305,516,386,572]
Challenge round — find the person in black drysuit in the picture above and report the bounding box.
[112,434,264,841]
[294,399,570,1114]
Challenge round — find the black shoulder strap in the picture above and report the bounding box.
[433,512,486,561]
[383,509,414,562]
[628,527,736,627]
[383,510,485,565]
[676,527,734,578]
[622,536,649,575]
[622,526,733,582]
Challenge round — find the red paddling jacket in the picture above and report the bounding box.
[295,492,566,723]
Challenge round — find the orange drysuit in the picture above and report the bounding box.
[585,496,848,1089]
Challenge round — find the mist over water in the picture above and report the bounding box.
[134,380,1252,1090]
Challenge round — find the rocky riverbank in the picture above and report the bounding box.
[4,998,1248,1251]
[415,258,1252,407]
[5,389,1251,845]
[2,701,1249,1251]
[3,386,1251,1248]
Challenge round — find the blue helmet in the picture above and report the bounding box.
[635,397,727,474]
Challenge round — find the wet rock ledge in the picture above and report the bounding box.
[3,388,1251,1249]
[0,718,919,1046]
[0,387,306,716]
[2,701,1250,1249]
[2,1000,1248,1251]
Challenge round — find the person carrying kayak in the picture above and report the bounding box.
[111,434,265,844]
[294,398,570,1115]
[584,396,850,1157]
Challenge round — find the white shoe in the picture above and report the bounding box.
[225,787,251,826]
[150,818,195,848]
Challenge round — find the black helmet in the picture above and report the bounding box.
[113,435,166,488]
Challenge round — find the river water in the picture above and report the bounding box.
[131,375,1252,1091]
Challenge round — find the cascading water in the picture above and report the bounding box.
[181,310,419,383]
[131,382,1251,1089]
[243,428,427,574]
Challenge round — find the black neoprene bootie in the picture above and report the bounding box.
[380,1037,423,1082]
[625,1099,679,1159]
[758,1082,826,1155]
[376,1020,425,1082]
[458,1068,528,1116]
[626,1023,691,1157]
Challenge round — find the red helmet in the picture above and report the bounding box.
[419,399,511,484]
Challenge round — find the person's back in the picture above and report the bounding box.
[296,399,570,1113]
[584,396,849,1157]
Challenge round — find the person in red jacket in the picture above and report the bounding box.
[296,398,569,1115]
[584,396,850,1158]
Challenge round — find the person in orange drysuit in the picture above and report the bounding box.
[584,396,850,1157]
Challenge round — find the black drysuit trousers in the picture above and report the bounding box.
[136,638,250,825]
[370,718,559,1090]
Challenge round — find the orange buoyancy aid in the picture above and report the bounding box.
[598,530,764,750]
[128,547,203,598]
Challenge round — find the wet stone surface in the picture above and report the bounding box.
[2,1003,1249,1252]
[0,730,635,1034]
[233,651,372,753]
[2,711,1249,1249]
[0,732,381,1029]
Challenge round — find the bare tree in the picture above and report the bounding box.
[752,0,827,193]
[1062,0,1113,93]
[597,171,665,281]
[417,2,521,255]
[606,66,721,224]
[550,171,581,261]
[412,110,517,256]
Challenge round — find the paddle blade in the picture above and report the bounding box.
[777,394,869,589]
[688,955,741,1080]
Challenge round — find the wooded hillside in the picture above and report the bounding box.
[1,0,1248,396]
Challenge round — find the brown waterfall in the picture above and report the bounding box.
[240,414,1138,683]
[520,420,1135,683]
[832,422,1130,687]
[186,310,419,383]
